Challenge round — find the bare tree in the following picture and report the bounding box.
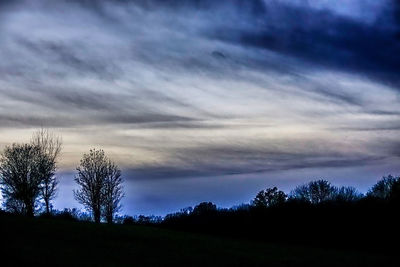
[290,180,336,204]
[31,129,62,214]
[334,186,363,202]
[74,149,123,223]
[0,144,48,216]
[102,160,123,224]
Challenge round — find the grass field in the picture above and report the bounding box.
[0,213,395,266]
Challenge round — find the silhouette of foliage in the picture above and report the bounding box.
[31,129,62,214]
[52,208,79,221]
[367,175,399,200]
[121,215,162,225]
[389,178,400,203]
[102,161,123,224]
[252,187,287,208]
[122,215,135,225]
[288,184,310,203]
[3,198,26,214]
[290,179,336,204]
[192,202,217,215]
[74,149,123,223]
[0,144,52,216]
[334,186,363,202]
[74,149,107,223]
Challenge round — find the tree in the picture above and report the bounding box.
[31,129,62,214]
[102,160,123,224]
[253,187,287,208]
[289,184,310,203]
[0,144,49,216]
[180,206,193,215]
[388,178,400,203]
[290,179,336,204]
[192,202,217,215]
[74,149,123,223]
[367,175,398,200]
[308,180,336,204]
[74,149,107,223]
[334,186,363,202]
[3,198,26,214]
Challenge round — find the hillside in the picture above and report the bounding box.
[0,212,395,266]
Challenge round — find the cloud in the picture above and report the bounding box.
[0,0,399,214]
[202,1,400,87]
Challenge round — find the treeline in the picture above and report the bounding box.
[156,176,400,251]
[161,176,400,223]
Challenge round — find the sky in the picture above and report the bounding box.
[0,0,399,216]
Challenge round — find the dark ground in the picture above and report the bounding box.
[0,212,396,267]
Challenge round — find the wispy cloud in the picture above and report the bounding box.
[0,0,399,214]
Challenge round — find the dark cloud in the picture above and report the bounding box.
[0,85,200,127]
[123,154,385,181]
[123,141,387,181]
[125,120,228,130]
[211,1,400,87]
[0,114,79,128]
[71,0,400,85]
[76,0,398,86]
[100,113,194,124]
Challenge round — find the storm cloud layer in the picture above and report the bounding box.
[0,0,399,214]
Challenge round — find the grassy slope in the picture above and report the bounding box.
[0,214,395,267]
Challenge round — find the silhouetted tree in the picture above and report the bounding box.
[180,207,193,215]
[230,204,251,211]
[389,177,400,203]
[31,129,62,214]
[54,208,79,221]
[309,180,336,204]
[74,149,107,223]
[252,187,287,208]
[290,180,336,204]
[367,175,398,200]
[3,198,25,214]
[102,160,123,224]
[0,144,50,216]
[135,215,162,225]
[334,186,363,202]
[123,215,135,225]
[74,149,123,223]
[289,184,310,203]
[192,202,217,215]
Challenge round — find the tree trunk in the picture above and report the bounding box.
[26,201,34,217]
[106,214,113,224]
[45,198,50,214]
[93,209,101,223]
